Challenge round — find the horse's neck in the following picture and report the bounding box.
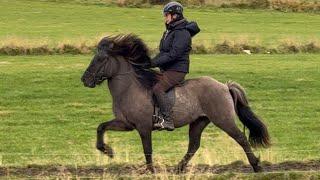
[107,73,150,120]
[107,75,136,98]
[107,66,148,104]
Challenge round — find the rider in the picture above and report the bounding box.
[149,1,200,131]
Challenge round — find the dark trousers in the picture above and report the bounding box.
[152,70,186,95]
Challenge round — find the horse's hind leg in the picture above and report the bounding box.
[96,119,134,157]
[213,118,262,172]
[177,116,210,173]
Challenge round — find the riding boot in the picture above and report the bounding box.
[153,92,175,131]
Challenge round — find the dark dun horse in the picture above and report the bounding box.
[81,34,270,173]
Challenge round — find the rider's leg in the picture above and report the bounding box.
[152,71,186,131]
[153,85,174,130]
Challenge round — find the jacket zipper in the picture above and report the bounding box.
[164,30,170,40]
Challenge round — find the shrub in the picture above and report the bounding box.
[28,45,52,55]
[249,0,270,9]
[300,42,320,53]
[0,41,319,55]
[278,43,300,54]
[192,44,209,54]
[148,0,170,5]
[216,0,319,13]
[116,0,148,7]
[270,0,320,13]
[0,46,26,55]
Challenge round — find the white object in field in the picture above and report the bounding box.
[243,50,251,54]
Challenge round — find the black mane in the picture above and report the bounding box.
[98,34,159,89]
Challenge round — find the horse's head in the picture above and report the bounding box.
[81,34,151,88]
[81,38,115,88]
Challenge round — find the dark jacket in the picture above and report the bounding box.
[152,19,200,73]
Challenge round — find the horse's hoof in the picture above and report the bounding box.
[253,165,263,173]
[96,143,114,158]
[175,162,187,174]
[104,144,114,158]
[147,164,155,174]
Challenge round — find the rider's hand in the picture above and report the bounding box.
[150,61,157,68]
[141,61,156,69]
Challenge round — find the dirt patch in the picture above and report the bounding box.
[0,160,319,177]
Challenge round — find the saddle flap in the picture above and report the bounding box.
[152,88,176,109]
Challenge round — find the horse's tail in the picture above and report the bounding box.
[227,81,271,148]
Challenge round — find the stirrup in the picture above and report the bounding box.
[153,115,165,129]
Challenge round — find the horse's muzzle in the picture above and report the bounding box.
[83,81,96,88]
[81,72,96,88]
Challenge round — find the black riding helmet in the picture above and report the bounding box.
[163,1,183,17]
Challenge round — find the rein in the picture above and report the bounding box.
[127,60,150,67]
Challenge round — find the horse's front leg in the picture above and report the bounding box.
[138,129,154,173]
[96,119,133,157]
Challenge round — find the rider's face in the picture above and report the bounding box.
[164,13,172,24]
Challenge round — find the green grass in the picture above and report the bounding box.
[0,0,320,48]
[0,54,319,167]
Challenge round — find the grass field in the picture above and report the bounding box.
[1,0,320,49]
[1,54,319,168]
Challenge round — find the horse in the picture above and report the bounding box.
[81,34,271,173]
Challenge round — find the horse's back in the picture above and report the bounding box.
[173,76,234,126]
[177,76,228,95]
[190,76,236,120]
